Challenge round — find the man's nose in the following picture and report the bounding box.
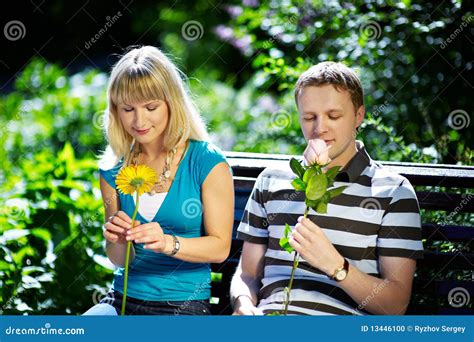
[314,117,328,136]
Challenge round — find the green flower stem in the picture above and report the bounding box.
[282,206,309,315]
[121,192,139,316]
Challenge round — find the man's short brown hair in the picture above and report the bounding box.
[294,62,364,111]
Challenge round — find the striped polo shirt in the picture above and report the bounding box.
[236,141,424,315]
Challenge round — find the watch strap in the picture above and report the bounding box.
[168,234,180,256]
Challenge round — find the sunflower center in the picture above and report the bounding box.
[130,178,145,188]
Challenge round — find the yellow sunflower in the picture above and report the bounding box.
[116,165,158,196]
[114,164,157,315]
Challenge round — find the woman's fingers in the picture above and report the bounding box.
[127,223,160,239]
[133,234,161,244]
[127,225,159,241]
[103,229,120,243]
[104,222,127,234]
[115,211,132,224]
[143,240,166,251]
[109,215,134,229]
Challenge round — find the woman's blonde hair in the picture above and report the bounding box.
[100,45,209,168]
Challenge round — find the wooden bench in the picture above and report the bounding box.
[210,151,474,315]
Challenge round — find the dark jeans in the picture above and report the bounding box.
[96,290,211,315]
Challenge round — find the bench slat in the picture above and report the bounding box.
[226,152,474,188]
[422,223,474,241]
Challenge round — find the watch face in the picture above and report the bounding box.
[336,269,347,281]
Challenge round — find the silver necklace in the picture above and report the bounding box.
[132,146,177,195]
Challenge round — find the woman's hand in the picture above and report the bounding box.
[103,211,140,245]
[126,222,172,254]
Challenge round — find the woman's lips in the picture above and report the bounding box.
[135,128,150,135]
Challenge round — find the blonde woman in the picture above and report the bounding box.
[83,46,234,315]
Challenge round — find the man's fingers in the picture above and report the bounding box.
[251,307,264,315]
[233,308,252,315]
[290,229,303,243]
[289,235,302,252]
[233,306,262,316]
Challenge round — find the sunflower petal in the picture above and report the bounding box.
[116,164,158,195]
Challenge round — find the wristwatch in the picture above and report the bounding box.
[168,234,180,256]
[331,258,349,282]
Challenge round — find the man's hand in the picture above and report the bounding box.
[289,216,344,276]
[232,295,264,316]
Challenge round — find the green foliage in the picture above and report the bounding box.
[210,0,472,164]
[279,224,293,254]
[0,60,112,314]
[0,143,112,314]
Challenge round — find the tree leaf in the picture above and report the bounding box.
[279,237,294,253]
[306,174,327,200]
[325,165,342,180]
[328,186,348,199]
[291,178,306,191]
[306,199,319,208]
[284,223,292,238]
[303,167,317,183]
[316,201,328,214]
[289,158,305,179]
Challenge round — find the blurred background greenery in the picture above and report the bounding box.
[0,0,472,314]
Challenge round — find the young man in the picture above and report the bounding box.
[230,62,424,315]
